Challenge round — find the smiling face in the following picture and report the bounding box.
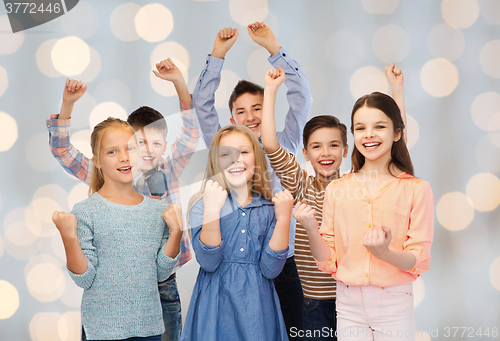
[303,127,348,179]
[94,128,139,186]
[134,127,167,172]
[229,93,263,140]
[218,132,256,191]
[352,105,401,165]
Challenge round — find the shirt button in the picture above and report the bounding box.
[240,248,244,252]
[242,212,246,216]
[242,230,246,233]
[282,53,286,56]
[368,223,371,228]
[365,273,369,278]
[368,199,371,204]
[47,124,50,128]
[366,250,370,254]
[295,67,298,71]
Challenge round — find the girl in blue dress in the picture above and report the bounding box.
[181,125,293,340]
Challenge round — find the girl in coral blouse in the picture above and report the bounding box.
[294,92,434,341]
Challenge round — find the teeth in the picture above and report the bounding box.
[228,168,245,173]
[319,161,334,165]
[119,167,131,171]
[364,142,380,147]
[247,124,258,128]
[143,156,154,160]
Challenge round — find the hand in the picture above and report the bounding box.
[62,79,87,104]
[265,66,286,91]
[52,211,77,239]
[247,22,280,55]
[162,204,183,234]
[385,63,404,89]
[203,179,227,213]
[152,58,184,83]
[292,200,317,232]
[272,190,294,221]
[211,27,239,59]
[363,225,392,258]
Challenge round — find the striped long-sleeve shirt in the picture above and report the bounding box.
[46,100,199,270]
[267,144,337,299]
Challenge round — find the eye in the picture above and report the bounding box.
[128,146,136,151]
[138,141,145,145]
[236,111,244,115]
[154,142,162,147]
[108,150,116,155]
[312,145,319,149]
[220,153,229,157]
[355,127,364,131]
[254,107,261,111]
[331,144,339,148]
[241,150,248,154]
[376,125,385,129]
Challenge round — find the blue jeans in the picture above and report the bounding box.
[273,256,304,340]
[303,298,337,340]
[158,276,182,341]
[81,277,181,341]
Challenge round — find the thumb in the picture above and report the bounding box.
[81,86,88,94]
[382,225,391,239]
[152,70,160,78]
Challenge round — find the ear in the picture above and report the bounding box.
[92,155,100,169]
[302,147,310,162]
[343,144,349,158]
[394,128,402,142]
[230,117,236,125]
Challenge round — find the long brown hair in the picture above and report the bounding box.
[350,92,414,176]
[89,118,136,195]
[188,125,273,214]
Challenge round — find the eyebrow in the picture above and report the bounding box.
[234,103,262,111]
[309,140,341,146]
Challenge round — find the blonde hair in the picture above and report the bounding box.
[188,125,273,220]
[89,118,136,195]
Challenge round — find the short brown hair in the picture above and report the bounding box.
[228,80,264,113]
[127,106,168,138]
[303,115,347,148]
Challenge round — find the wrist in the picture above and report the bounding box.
[265,42,281,56]
[211,48,226,60]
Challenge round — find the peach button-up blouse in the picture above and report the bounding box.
[317,172,434,287]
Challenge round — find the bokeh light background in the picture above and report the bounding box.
[0,0,499,340]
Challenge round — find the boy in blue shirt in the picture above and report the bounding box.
[192,22,312,339]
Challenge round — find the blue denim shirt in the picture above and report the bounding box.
[192,48,312,257]
[181,192,289,340]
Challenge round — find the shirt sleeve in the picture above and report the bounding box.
[260,210,288,280]
[404,180,434,277]
[317,184,338,274]
[162,101,200,179]
[68,204,97,289]
[189,198,225,272]
[46,114,92,184]
[192,55,224,147]
[266,144,308,202]
[270,47,312,154]
[157,224,181,282]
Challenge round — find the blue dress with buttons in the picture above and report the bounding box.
[181,192,289,341]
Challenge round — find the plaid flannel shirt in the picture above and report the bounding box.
[46,100,199,270]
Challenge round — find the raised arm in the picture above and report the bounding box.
[385,63,407,143]
[192,27,239,147]
[157,204,182,282]
[47,79,92,184]
[152,58,199,179]
[248,22,312,153]
[261,67,286,154]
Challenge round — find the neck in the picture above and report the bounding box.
[359,152,395,179]
[233,185,253,207]
[317,169,341,183]
[98,181,138,200]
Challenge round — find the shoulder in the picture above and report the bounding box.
[142,196,168,211]
[396,174,433,199]
[71,193,100,215]
[326,172,355,190]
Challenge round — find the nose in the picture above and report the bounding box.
[365,128,374,138]
[246,112,256,122]
[231,151,242,164]
[120,150,129,162]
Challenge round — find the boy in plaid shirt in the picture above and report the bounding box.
[47,58,199,341]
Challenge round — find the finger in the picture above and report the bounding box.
[382,225,392,239]
[152,70,161,78]
[65,78,70,87]
[167,58,174,68]
[76,80,83,90]
[81,85,88,94]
